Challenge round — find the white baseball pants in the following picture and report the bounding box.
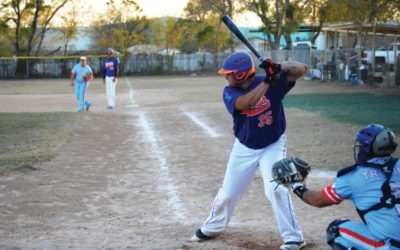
[105,76,116,108]
[200,134,304,243]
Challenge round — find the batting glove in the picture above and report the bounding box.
[259,59,281,84]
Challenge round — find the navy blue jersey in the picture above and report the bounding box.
[223,72,294,149]
[103,57,119,78]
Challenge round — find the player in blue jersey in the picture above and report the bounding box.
[190,52,308,250]
[290,124,400,249]
[102,48,119,109]
[71,56,93,112]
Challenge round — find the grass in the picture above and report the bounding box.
[284,93,400,132]
[0,112,79,175]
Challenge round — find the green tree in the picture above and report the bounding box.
[208,0,243,53]
[184,0,242,53]
[165,17,187,55]
[0,26,14,57]
[58,2,79,56]
[314,0,399,48]
[0,0,70,76]
[240,0,313,51]
[0,0,70,56]
[89,0,148,55]
[240,0,399,53]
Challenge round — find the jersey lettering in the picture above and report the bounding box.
[241,97,270,116]
[362,170,384,180]
[224,92,233,103]
[258,111,273,127]
[105,61,115,71]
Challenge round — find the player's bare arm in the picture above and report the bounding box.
[70,72,76,86]
[272,157,333,208]
[114,67,120,83]
[235,79,270,110]
[281,62,308,82]
[301,189,333,208]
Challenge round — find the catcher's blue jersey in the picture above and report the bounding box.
[322,156,400,241]
[222,73,294,149]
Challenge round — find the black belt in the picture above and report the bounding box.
[390,239,400,248]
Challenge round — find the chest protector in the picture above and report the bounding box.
[337,158,400,223]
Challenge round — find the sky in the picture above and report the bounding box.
[134,0,189,18]
[92,0,261,27]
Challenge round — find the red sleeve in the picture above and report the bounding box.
[321,184,344,205]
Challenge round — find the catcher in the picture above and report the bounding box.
[272,124,400,249]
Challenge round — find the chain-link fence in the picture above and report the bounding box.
[1,49,399,86]
[0,53,223,79]
[264,47,399,86]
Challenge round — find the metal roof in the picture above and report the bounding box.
[322,22,400,36]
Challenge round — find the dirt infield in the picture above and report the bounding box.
[0,76,399,249]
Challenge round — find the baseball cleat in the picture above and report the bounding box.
[189,229,214,242]
[280,241,306,250]
[86,103,91,111]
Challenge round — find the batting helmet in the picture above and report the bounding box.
[218,52,255,83]
[106,47,114,56]
[354,124,398,164]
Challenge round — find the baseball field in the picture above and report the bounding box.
[0,75,399,249]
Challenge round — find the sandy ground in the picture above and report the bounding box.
[0,76,399,250]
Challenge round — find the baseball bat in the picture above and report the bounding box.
[221,14,280,80]
[221,14,264,62]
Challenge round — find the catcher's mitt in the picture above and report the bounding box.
[271,157,311,187]
[83,73,91,82]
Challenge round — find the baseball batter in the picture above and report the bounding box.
[190,52,308,250]
[70,56,93,112]
[102,48,119,109]
[288,124,400,249]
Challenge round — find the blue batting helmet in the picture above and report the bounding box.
[354,124,397,164]
[218,52,255,83]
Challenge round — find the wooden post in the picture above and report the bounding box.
[372,20,376,86]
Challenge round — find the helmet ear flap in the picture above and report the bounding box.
[235,71,248,82]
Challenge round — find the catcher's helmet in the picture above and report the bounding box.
[354,124,398,164]
[218,52,255,83]
[106,47,114,56]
